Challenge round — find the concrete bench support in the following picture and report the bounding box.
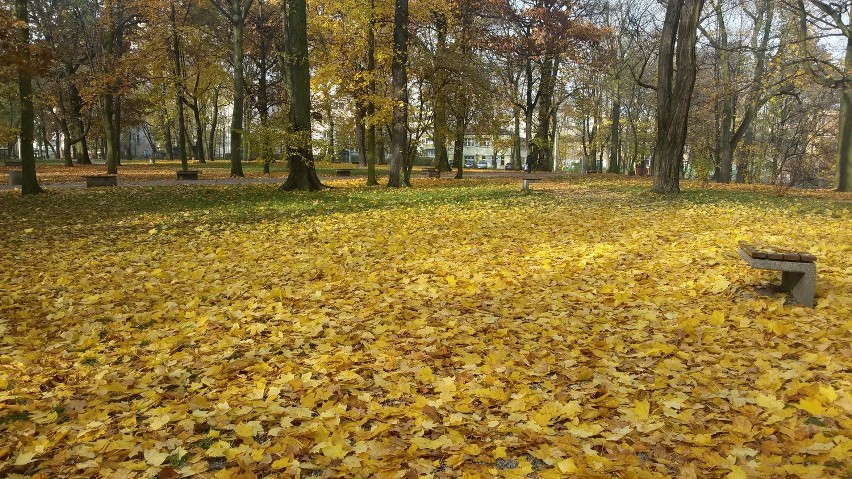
[738,248,816,307]
[422,168,439,178]
[82,175,117,187]
[8,170,22,186]
[521,178,542,191]
[336,169,352,177]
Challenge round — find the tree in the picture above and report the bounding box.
[652,0,706,194]
[209,0,253,177]
[280,0,322,191]
[15,0,43,194]
[792,0,851,192]
[387,0,408,187]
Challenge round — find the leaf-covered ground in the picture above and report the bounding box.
[1,177,850,478]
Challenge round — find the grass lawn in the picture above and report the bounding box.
[0,176,850,478]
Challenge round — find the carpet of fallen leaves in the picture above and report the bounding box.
[0,177,850,479]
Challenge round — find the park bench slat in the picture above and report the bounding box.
[737,240,816,263]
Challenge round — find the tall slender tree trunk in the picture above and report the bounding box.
[69,83,90,164]
[230,11,246,177]
[280,0,322,191]
[387,0,409,187]
[652,0,705,194]
[432,12,450,174]
[453,118,465,179]
[17,0,42,194]
[171,1,189,171]
[101,94,118,174]
[208,85,219,160]
[193,98,205,163]
[365,0,378,185]
[608,99,621,173]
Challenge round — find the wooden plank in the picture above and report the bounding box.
[766,252,785,260]
[799,253,817,263]
[782,253,801,261]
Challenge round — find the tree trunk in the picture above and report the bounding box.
[432,11,450,174]
[208,85,219,161]
[652,0,705,194]
[608,99,621,173]
[453,119,465,179]
[230,11,246,177]
[356,102,366,167]
[193,97,205,163]
[69,84,90,164]
[280,0,322,191]
[17,0,42,194]
[513,107,521,169]
[838,34,852,191]
[532,55,557,171]
[387,0,409,187]
[365,0,378,185]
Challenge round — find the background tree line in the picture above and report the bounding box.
[1,0,849,193]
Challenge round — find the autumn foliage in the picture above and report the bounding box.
[0,177,850,478]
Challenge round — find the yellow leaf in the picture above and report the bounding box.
[556,458,578,473]
[417,366,435,383]
[568,423,603,438]
[14,451,36,466]
[797,398,826,416]
[144,449,169,467]
[493,446,507,459]
[819,385,838,403]
[709,310,725,326]
[271,457,291,470]
[633,399,650,421]
[755,394,785,412]
[149,414,170,431]
[234,423,256,439]
[320,442,348,460]
[206,440,232,458]
[726,465,748,479]
[446,275,457,286]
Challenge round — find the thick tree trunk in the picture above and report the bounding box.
[280,0,322,191]
[17,0,42,194]
[532,55,557,171]
[840,84,852,192]
[652,0,705,194]
[838,35,852,191]
[387,0,409,187]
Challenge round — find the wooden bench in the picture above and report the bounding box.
[82,175,117,187]
[421,168,439,178]
[4,160,22,167]
[521,177,542,191]
[737,241,817,307]
[335,169,352,177]
[176,170,200,180]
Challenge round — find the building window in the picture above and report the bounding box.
[464,138,476,147]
